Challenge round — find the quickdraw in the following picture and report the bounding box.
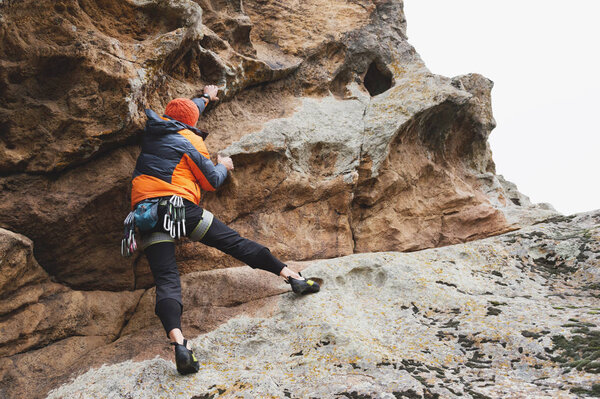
[121,211,137,257]
[163,195,186,239]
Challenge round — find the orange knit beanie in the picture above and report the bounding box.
[164,98,199,126]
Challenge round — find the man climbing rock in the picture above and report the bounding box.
[129,85,320,375]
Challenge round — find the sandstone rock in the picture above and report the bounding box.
[0,0,538,292]
[0,336,109,399]
[0,147,139,290]
[0,261,294,399]
[0,228,47,301]
[0,227,144,396]
[46,210,600,399]
[0,0,301,290]
[352,72,514,252]
[0,1,586,398]
[0,0,199,174]
[213,72,514,261]
[123,264,290,337]
[0,229,74,343]
[478,173,559,225]
[0,287,143,358]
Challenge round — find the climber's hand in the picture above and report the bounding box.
[217,155,234,171]
[203,85,220,102]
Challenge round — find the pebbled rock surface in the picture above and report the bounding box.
[0,228,144,398]
[46,211,600,399]
[0,0,549,292]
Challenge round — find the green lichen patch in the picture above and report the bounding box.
[551,324,600,374]
[533,215,577,225]
[486,307,501,316]
[570,384,600,397]
[521,330,550,340]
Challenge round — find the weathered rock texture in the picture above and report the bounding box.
[46,211,600,399]
[0,0,576,397]
[0,0,553,293]
[0,228,143,397]
[0,226,290,399]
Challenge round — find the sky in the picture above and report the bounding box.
[403,0,600,215]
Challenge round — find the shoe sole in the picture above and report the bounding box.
[290,278,320,295]
[175,348,200,375]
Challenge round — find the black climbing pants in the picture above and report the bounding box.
[142,199,287,336]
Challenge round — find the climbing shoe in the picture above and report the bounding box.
[287,272,320,295]
[171,339,199,375]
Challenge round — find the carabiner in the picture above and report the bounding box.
[163,213,173,231]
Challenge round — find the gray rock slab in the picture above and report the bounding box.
[221,84,369,179]
[47,211,600,398]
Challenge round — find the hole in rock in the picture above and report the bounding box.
[198,53,224,84]
[33,55,84,100]
[0,121,8,134]
[363,61,392,96]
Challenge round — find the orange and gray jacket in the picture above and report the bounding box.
[130,107,228,208]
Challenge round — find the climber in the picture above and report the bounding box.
[129,85,320,375]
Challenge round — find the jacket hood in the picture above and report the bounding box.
[144,109,209,139]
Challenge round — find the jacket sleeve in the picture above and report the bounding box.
[191,98,208,115]
[184,138,228,191]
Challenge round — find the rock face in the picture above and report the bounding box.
[0,0,551,292]
[0,228,143,398]
[46,211,600,399]
[0,224,291,399]
[0,0,579,398]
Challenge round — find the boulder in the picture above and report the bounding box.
[0,1,573,396]
[0,228,47,300]
[0,0,548,291]
[0,234,293,399]
[0,227,143,397]
[46,211,600,399]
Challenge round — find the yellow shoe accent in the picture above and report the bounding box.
[192,354,198,362]
[307,280,314,286]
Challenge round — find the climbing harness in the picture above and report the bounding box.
[121,198,159,257]
[189,209,213,242]
[121,211,137,257]
[120,195,187,256]
[139,231,175,250]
